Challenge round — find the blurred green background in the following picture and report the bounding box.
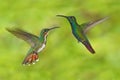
[0,0,120,80]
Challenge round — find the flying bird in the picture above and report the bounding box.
[57,15,108,54]
[6,27,59,65]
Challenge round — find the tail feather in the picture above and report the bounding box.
[22,52,39,65]
[82,41,95,54]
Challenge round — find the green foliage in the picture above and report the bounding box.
[0,0,120,80]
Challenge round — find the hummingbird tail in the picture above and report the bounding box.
[22,52,39,65]
[82,41,95,54]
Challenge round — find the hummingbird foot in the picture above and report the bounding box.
[22,52,39,65]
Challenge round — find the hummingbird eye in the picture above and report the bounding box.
[70,16,76,20]
[43,29,49,35]
[69,16,74,19]
[69,16,72,18]
[44,29,48,32]
[42,29,46,32]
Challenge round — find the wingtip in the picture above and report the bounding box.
[6,27,19,33]
[6,28,16,34]
[6,27,11,32]
[100,16,109,22]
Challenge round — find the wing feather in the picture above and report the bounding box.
[6,28,39,47]
[81,16,109,33]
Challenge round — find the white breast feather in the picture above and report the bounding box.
[37,33,48,53]
[37,44,46,53]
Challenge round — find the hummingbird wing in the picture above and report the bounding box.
[6,28,39,47]
[81,16,109,33]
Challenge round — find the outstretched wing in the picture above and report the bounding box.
[81,16,109,33]
[6,28,39,47]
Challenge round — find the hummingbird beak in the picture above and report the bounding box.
[48,26,60,31]
[56,15,68,19]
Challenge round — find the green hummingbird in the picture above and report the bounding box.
[6,27,59,65]
[57,15,108,54]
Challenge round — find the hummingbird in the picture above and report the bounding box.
[6,27,59,65]
[57,15,108,54]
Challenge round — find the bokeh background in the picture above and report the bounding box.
[0,0,120,80]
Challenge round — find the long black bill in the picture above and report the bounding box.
[48,26,60,31]
[56,15,68,18]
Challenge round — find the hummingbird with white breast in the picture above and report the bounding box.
[6,27,59,65]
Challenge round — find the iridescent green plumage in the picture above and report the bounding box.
[6,27,59,65]
[57,15,108,54]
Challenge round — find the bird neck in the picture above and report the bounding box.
[67,19,78,30]
[39,34,48,44]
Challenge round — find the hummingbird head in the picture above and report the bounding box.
[57,15,76,22]
[40,27,59,37]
